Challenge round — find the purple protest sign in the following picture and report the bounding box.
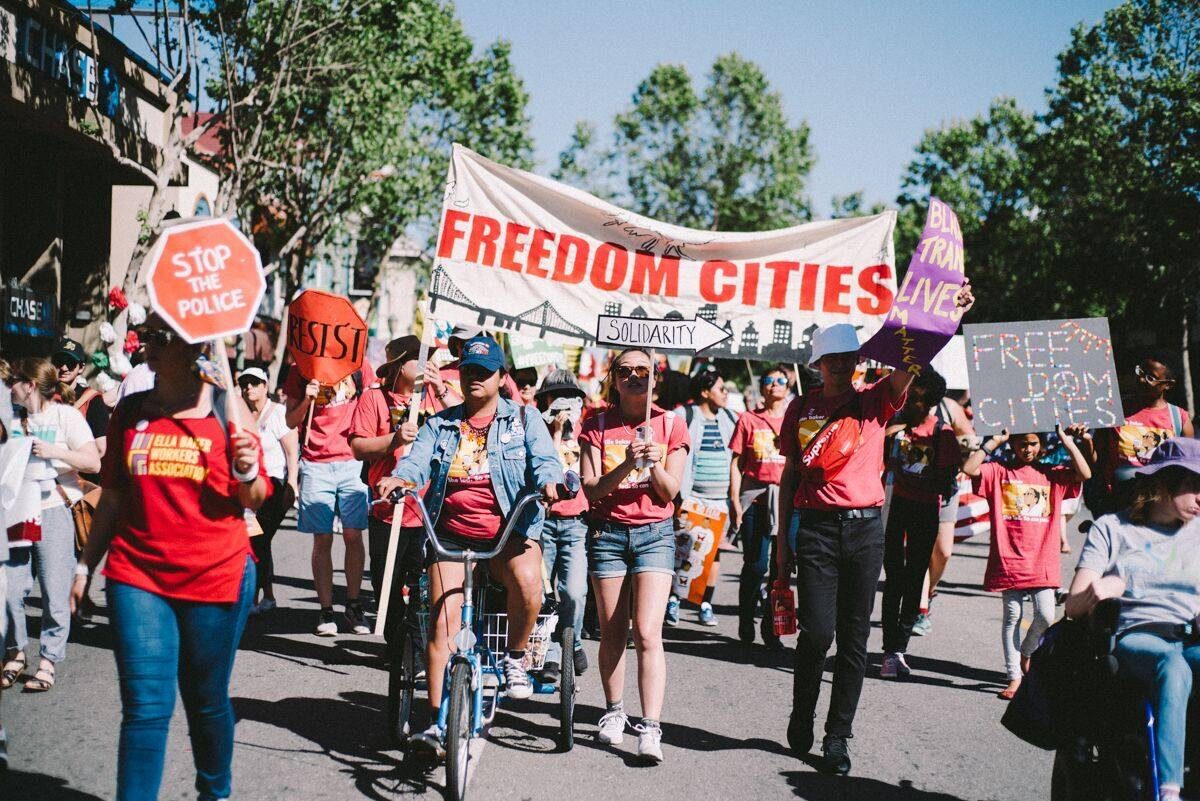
[859,197,966,374]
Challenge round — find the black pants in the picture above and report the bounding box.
[790,509,884,739]
[251,477,291,596]
[738,493,775,622]
[367,515,426,606]
[880,495,939,655]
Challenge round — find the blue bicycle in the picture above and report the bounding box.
[391,472,580,801]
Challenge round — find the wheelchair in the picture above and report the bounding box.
[1050,600,1200,801]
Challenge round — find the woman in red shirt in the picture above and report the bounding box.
[69,316,269,801]
[580,348,690,765]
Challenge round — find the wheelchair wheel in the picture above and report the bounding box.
[445,660,473,801]
[386,624,417,744]
[558,626,576,752]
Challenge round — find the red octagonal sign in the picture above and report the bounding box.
[145,218,265,344]
[286,289,367,385]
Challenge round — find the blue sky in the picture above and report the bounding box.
[453,0,1116,217]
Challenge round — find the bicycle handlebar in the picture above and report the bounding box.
[379,471,581,563]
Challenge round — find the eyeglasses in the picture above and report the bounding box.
[762,376,788,387]
[615,365,651,380]
[237,378,264,390]
[52,357,79,371]
[1135,365,1175,387]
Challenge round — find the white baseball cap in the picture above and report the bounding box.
[808,324,861,367]
[238,367,269,384]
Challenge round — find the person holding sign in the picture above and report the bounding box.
[375,336,563,759]
[348,336,443,610]
[962,425,1090,700]
[778,277,972,777]
[730,367,791,647]
[283,359,376,637]
[69,314,270,801]
[579,348,690,765]
[879,368,963,679]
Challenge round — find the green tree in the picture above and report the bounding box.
[202,0,533,295]
[830,191,887,219]
[1035,0,1200,406]
[557,53,814,231]
[895,98,1044,322]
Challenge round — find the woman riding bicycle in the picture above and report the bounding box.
[1065,438,1200,801]
[376,336,563,759]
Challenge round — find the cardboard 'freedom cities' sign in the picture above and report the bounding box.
[963,317,1126,435]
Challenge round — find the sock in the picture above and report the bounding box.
[606,700,624,714]
[641,717,661,730]
[918,607,929,615]
[507,649,526,661]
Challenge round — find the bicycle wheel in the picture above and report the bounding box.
[445,660,473,801]
[386,624,417,744]
[558,626,575,752]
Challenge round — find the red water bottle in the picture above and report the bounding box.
[770,579,797,636]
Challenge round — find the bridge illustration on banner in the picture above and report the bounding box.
[428,264,827,363]
[429,265,593,341]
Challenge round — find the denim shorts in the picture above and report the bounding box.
[587,518,675,578]
[298,459,369,533]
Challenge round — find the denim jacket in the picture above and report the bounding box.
[391,398,563,540]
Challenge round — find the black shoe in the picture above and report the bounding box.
[820,735,851,776]
[738,617,756,644]
[573,647,589,676]
[787,714,814,755]
[540,661,561,684]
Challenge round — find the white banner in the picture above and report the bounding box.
[431,145,898,364]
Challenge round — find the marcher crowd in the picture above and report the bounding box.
[1,295,1199,801]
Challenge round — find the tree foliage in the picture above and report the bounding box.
[556,53,814,231]
[895,0,1200,407]
[201,0,533,292]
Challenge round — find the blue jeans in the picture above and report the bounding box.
[541,516,587,663]
[108,557,255,801]
[1115,632,1200,788]
[5,504,75,662]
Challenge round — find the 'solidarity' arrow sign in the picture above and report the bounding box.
[595,313,732,354]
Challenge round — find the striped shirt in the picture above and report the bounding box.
[692,418,731,498]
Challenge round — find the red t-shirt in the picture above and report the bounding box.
[101,412,266,603]
[578,405,690,525]
[780,379,905,511]
[1102,403,1191,483]
[438,413,504,541]
[888,415,961,504]
[348,387,424,527]
[283,364,377,462]
[730,409,787,485]
[973,461,1078,592]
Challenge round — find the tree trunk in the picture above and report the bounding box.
[267,248,304,389]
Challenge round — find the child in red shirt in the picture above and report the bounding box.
[963,424,1091,699]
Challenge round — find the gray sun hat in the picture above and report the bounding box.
[1134,437,1200,477]
[535,368,586,400]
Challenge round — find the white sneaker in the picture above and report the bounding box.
[635,722,663,764]
[894,652,912,676]
[597,710,628,745]
[502,655,533,700]
[315,610,338,637]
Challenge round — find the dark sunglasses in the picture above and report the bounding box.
[52,357,81,371]
[761,376,788,387]
[615,365,651,380]
[237,378,265,390]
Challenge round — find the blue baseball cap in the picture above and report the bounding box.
[459,336,506,374]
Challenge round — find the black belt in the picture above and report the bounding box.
[800,506,882,522]
[1119,621,1200,644]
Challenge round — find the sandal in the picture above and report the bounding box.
[24,661,54,692]
[0,653,25,689]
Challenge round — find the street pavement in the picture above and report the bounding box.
[1,512,1085,801]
